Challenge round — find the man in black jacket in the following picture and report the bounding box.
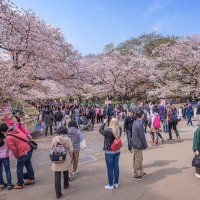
[132,109,148,181]
[54,107,63,130]
[124,110,134,151]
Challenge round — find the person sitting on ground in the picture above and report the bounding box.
[67,120,83,178]
[51,126,73,199]
[0,123,35,189]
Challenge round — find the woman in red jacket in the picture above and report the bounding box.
[0,123,35,189]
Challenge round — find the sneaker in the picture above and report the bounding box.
[113,184,119,188]
[0,184,6,190]
[24,180,34,185]
[104,185,114,190]
[73,170,79,175]
[7,185,13,190]
[141,172,146,177]
[133,176,144,181]
[14,185,23,189]
[68,176,71,182]
[64,184,69,189]
[167,138,172,141]
[177,136,181,142]
[195,173,200,178]
[56,192,63,199]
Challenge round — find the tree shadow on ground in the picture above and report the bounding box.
[144,160,177,168]
[144,167,190,184]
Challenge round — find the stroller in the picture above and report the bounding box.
[78,116,93,131]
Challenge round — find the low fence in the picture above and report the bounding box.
[0,113,37,133]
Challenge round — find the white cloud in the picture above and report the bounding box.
[152,21,165,31]
[151,13,178,32]
[147,0,173,14]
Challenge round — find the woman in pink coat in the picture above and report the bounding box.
[4,114,31,138]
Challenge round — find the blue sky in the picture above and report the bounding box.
[13,0,200,55]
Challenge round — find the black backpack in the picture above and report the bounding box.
[107,107,113,116]
[55,112,63,121]
[170,108,178,122]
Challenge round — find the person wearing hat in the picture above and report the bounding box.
[124,110,135,151]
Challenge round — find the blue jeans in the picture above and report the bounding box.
[56,121,62,129]
[75,116,80,125]
[126,130,132,150]
[0,157,12,185]
[105,152,120,186]
[17,150,34,186]
[162,119,169,132]
[187,115,193,125]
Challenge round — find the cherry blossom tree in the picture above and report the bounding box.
[1,0,200,101]
[80,50,156,99]
[0,0,80,100]
[152,35,200,98]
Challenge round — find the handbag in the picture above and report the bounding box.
[7,134,38,150]
[80,139,87,150]
[192,155,200,168]
[29,141,38,150]
[50,144,67,163]
[35,123,42,131]
[111,137,122,151]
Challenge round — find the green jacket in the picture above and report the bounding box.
[193,127,200,151]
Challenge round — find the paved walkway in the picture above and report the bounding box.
[1,119,200,200]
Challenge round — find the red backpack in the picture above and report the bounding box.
[153,114,160,129]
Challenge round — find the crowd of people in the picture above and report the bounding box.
[0,103,85,198]
[0,100,200,198]
[100,101,200,190]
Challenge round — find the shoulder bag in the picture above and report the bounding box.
[7,134,38,150]
[111,129,122,151]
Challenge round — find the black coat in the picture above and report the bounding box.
[99,123,122,151]
[54,111,63,122]
[124,115,134,132]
